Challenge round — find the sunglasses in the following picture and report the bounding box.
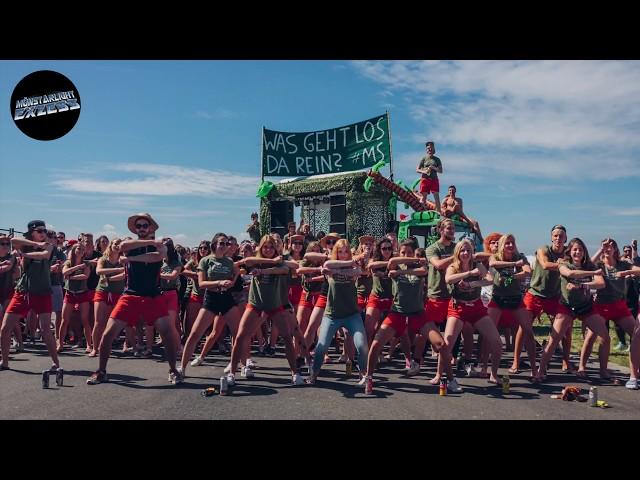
[381,246,393,251]
[325,239,336,244]
[34,228,48,234]
[292,241,304,246]
[56,235,65,239]
[199,246,211,250]
[135,223,149,229]
[217,242,230,247]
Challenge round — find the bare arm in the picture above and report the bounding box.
[303,252,328,262]
[20,243,54,260]
[0,257,15,274]
[63,263,86,276]
[388,257,424,268]
[119,239,162,253]
[446,266,482,284]
[96,258,125,276]
[242,256,282,267]
[160,266,182,281]
[252,266,290,276]
[429,255,455,271]
[324,259,355,269]
[109,273,125,281]
[559,265,603,279]
[537,248,561,271]
[67,265,90,281]
[297,266,322,275]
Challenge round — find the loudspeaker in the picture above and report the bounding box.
[270,200,294,236]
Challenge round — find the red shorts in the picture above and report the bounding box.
[594,300,633,321]
[425,298,449,324]
[5,291,52,316]
[419,177,439,194]
[497,308,518,328]
[366,294,393,312]
[288,285,303,306]
[161,289,179,312]
[315,295,327,309]
[245,303,284,319]
[357,294,368,311]
[298,291,319,308]
[111,294,169,327]
[0,287,15,306]
[382,311,428,337]
[189,294,203,305]
[523,292,560,318]
[93,290,122,307]
[447,298,488,325]
[64,290,93,305]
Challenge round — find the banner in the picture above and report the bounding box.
[262,113,391,177]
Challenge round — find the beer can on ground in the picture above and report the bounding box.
[41,370,50,389]
[345,361,353,377]
[219,376,228,396]
[502,375,510,394]
[589,386,598,407]
[439,375,447,396]
[55,368,64,387]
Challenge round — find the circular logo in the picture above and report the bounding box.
[10,70,81,141]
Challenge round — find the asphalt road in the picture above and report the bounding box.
[1,341,638,420]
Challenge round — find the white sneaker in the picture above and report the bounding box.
[169,368,184,384]
[407,360,421,376]
[625,378,639,390]
[223,363,232,374]
[190,356,204,367]
[357,374,368,386]
[465,363,477,377]
[242,366,255,378]
[246,358,257,369]
[292,373,304,385]
[447,377,463,393]
[226,373,236,386]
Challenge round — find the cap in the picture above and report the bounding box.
[27,220,46,231]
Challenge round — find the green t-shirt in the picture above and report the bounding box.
[595,261,631,304]
[247,261,286,311]
[418,155,442,180]
[426,241,455,299]
[278,265,292,306]
[198,255,234,282]
[325,269,359,319]
[160,257,184,290]
[300,259,323,294]
[371,267,393,299]
[63,260,88,294]
[283,254,302,287]
[356,274,373,297]
[0,253,17,291]
[16,249,54,295]
[391,264,425,314]
[492,253,529,298]
[95,258,125,294]
[560,262,594,309]
[528,245,563,298]
[186,260,201,297]
[450,263,482,302]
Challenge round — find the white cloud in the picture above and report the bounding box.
[353,60,640,165]
[194,108,239,120]
[52,163,259,198]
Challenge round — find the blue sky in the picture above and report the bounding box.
[1,60,638,254]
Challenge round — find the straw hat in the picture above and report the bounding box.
[127,213,159,234]
[319,233,341,249]
[358,235,375,245]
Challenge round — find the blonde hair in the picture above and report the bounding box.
[450,238,475,273]
[257,234,277,259]
[103,238,121,260]
[68,243,85,267]
[330,239,352,260]
[495,234,519,261]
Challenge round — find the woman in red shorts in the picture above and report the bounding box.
[181,240,211,343]
[585,238,640,389]
[446,239,504,385]
[362,240,450,394]
[536,237,609,381]
[487,234,533,377]
[296,240,324,362]
[1,220,59,371]
[91,238,125,357]
[59,243,93,353]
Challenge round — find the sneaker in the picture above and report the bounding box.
[226,373,236,386]
[465,363,477,377]
[357,374,368,385]
[613,342,627,352]
[292,373,304,385]
[625,378,639,390]
[190,355,204,367]
[447,377,463,393]
[407,360,421,376]
[86,370,108,385]
[241,366,255,379]
[223,363,232,374]
[169,369,184,385]
[141,349,153,358]
[364,376,373,395]
[246,358,257,369]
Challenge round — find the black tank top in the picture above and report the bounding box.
[124,246,162,297]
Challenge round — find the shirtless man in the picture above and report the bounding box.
[440,185,481,235]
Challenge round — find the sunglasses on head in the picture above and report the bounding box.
[135,223,149,229]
